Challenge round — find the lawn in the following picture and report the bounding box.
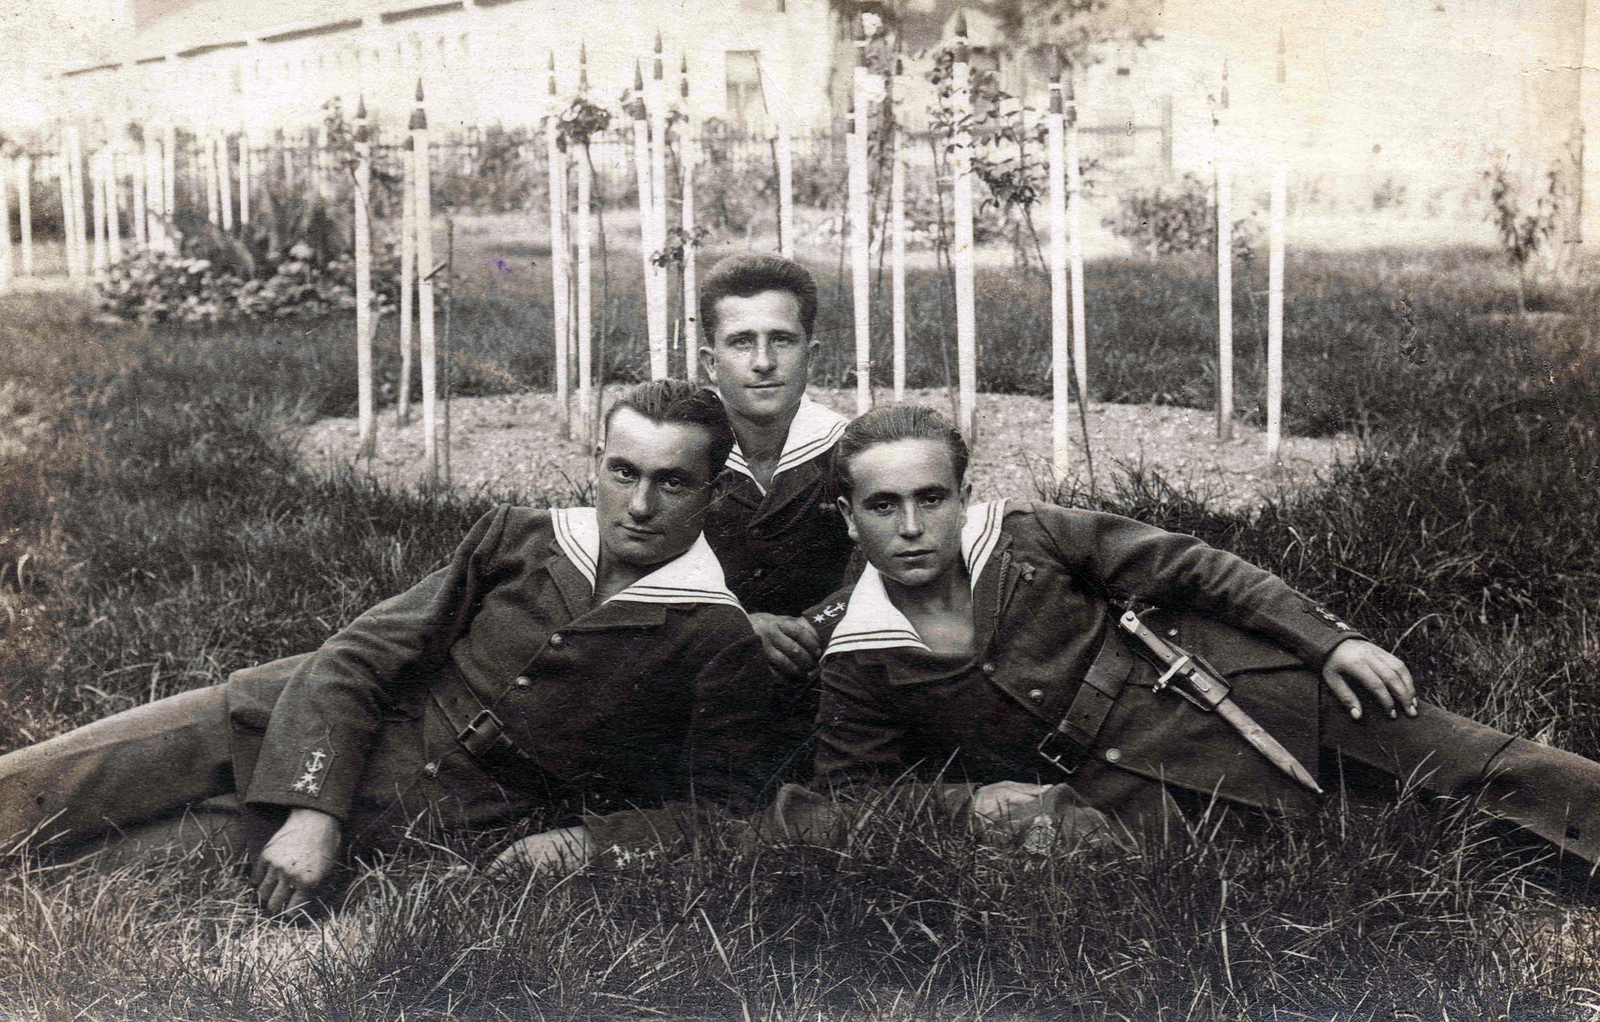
[1,246,1597,1020]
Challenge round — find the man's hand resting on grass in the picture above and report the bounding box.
[254,807,342,917]
[1324,638,1418,720]
[751,613,822,676]
[489,825,595,876]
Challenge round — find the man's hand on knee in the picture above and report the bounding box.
[254,807,342,917]
[1323,639,1418,720]
[750,613,822,676]
[488,825,594,876]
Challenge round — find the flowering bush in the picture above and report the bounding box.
[98,243,403,326]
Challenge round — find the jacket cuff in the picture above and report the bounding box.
[1256,593,1365,667]
[242,724,377,823]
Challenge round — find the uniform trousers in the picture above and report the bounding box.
[0,654,552,865]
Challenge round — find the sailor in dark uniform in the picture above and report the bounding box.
[0,381,779,914]
[760,404,1600,864]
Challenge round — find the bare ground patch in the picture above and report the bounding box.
[292,388,1359,513]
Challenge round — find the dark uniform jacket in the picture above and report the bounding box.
[701,396,856,616]
[228,505,778,849]
[805,500,1365,817]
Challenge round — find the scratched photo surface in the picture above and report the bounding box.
[1,0,1597,1018]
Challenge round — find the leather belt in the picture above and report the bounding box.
[429,662,554,790]
[1035,623,1140,776]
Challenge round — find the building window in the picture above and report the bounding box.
[725,50,765,127]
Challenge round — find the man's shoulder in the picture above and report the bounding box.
[669,601,760,652]
[490,505,559,548]
[1000,500,1140,545]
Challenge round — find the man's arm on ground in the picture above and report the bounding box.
[245,506,519,825]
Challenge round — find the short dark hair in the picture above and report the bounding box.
[832,405,971,501]
[698,252,819,342]
[603,380,737,480]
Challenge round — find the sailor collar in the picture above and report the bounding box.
[824,499,1008,657]
[722,396,848,495]
[550,507,743,610]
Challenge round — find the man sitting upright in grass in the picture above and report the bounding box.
[695,253,857,679]
[0,380,778,915]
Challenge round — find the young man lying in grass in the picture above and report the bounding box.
[0,380,779,915]
[753,404,1600,860]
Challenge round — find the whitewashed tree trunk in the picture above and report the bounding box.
[132,141,148,250]
[161,124,176,254]
[850,68,871,414]
[951,39,977,440]
[218,134,234,232]
[1216,161,1233,441]
[203,134,218,226]
[1048,92,1070,481]
[1267,165,1286,463]
[776,116,794,261]
[1066,81,1088,421]
[632,77,664,380]
[239,131,251,230]
[16,156,32,276]
[0,161,12,289]
[548,123,571,437]
[890,115,906,401]
[56,150,77,279]
[576,147,594,444]
[106,148,122,265]
[649,61,669,375]
[399,138,416,428]
[681,109,699,384]
[355,104,375,459]
[413,94,438,476]
[91,148,108,275]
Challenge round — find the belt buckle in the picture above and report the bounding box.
[1036,729,1086,776]
[457,708,505,758]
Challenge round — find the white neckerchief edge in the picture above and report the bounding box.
[823,498,1008,659]
[550,507,743,611]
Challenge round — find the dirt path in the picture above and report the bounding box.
[294,388,1357,513]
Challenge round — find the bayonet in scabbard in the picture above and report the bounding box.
[1117,609,1324,796]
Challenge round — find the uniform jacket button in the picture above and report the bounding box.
[514,675,531,688]
[981,662,996,676]
[1027,688,1044,703]
[1104,748,1122,763]
[549,633,564,647]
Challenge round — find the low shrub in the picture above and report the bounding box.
[1105,173,1260,263]
[97,244,403,326]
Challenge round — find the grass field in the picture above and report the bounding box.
[1,247,1598,1020]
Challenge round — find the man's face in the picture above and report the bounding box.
[838,439,971,590]
[699,290,818,425]
[595,407,716,571]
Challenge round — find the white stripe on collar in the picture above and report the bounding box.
[824,499,1008,658]
[550,507,743,610]
[722,395,848,494]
